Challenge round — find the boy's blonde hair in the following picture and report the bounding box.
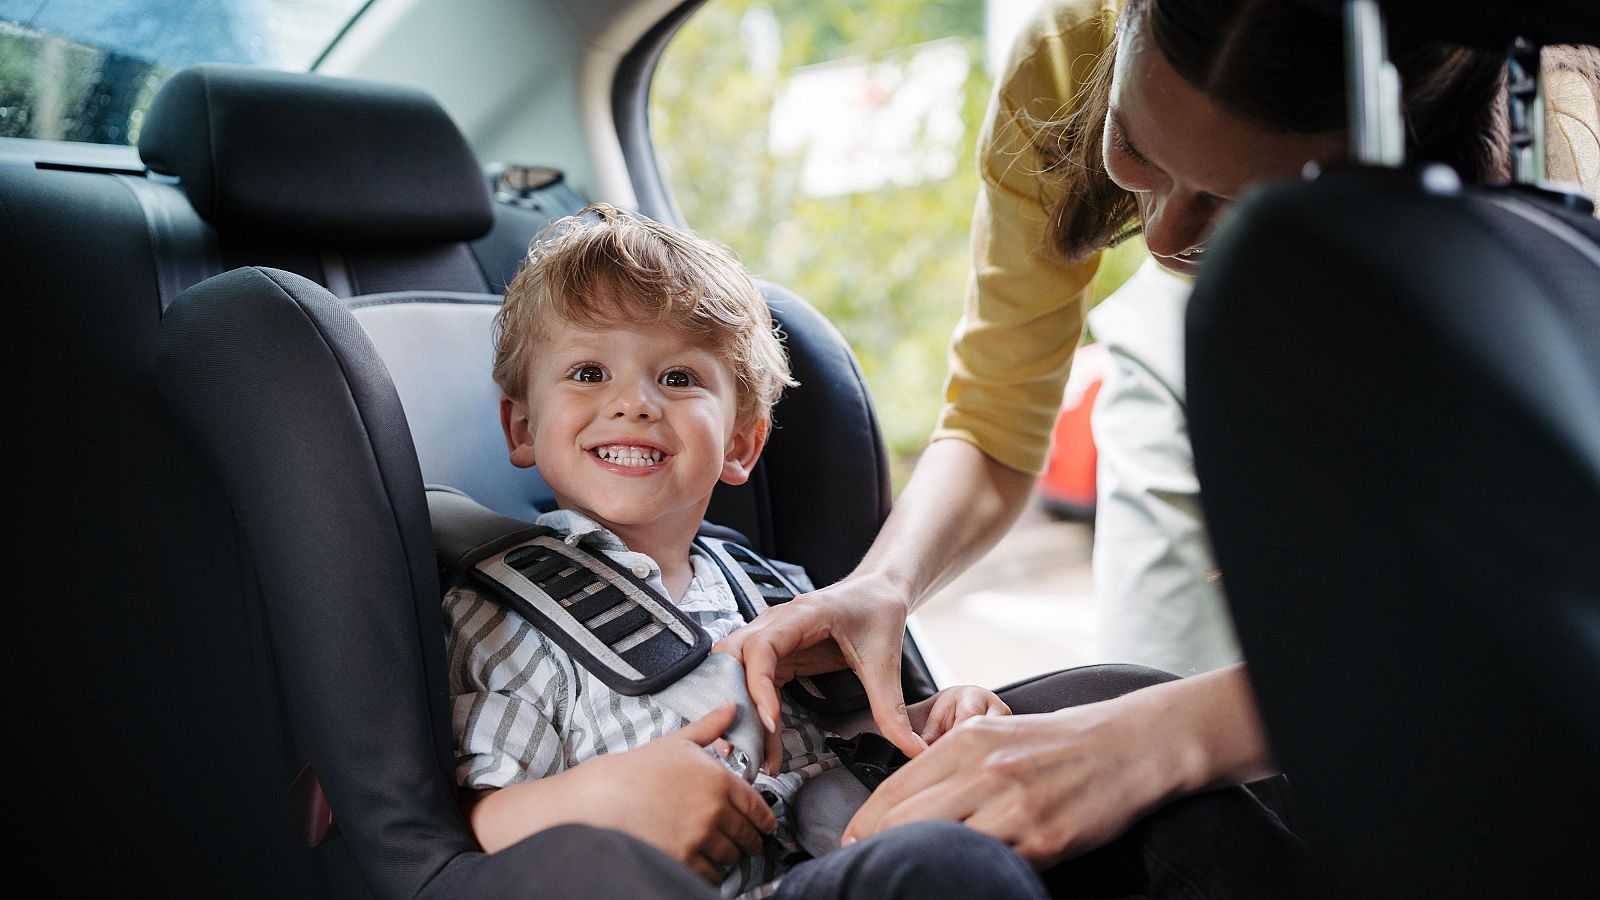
[493,204,796,424]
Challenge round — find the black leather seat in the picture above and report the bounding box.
[1186,2,1600,896]
[8,60,914,895]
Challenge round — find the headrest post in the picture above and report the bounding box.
[1507,37,1547,185]
[1343,0,1405,167]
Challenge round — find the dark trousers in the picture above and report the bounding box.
[536,664,1317,899]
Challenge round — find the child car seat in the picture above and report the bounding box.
[1186,2,1600,896]
[146,69,929,897]
[8,60,926,895]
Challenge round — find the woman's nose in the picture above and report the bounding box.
[1141,191,1213,259]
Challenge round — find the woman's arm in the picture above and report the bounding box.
[843,663,1274,864]
[718,438,1034,764]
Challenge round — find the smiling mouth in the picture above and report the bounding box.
[591,444,667,468]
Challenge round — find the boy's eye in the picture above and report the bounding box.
[572,365,606,383]
[660,370,696,388]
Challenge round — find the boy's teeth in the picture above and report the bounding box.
[595,445,664,467]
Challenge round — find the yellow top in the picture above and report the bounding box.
[929,0,1119,475]
[930,0,1600,475]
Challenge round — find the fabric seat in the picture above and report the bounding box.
[9,60,916,895]
[1186,3,1600,896]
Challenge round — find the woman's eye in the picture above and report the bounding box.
[660,370,695,388]
[573,365,605,383]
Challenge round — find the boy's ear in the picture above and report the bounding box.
[501,396,538,469]
[720,416,768,486]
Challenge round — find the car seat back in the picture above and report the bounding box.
[5,64,566,895]
[1187,3,1600,895]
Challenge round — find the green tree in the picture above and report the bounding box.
[652,0,1144,483]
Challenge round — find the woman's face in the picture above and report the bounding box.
[1103,17,1346,275]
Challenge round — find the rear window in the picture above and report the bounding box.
[0,0,369,146]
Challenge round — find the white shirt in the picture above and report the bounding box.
[444,509,835,897]
[1089,258,1241,676]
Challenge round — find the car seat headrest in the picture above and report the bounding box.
[138,64,494,246]
[1292,0,1600,49]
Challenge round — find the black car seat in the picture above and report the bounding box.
[1186,1,1600,897]
[6,63,572,895]
[7,61,921,894]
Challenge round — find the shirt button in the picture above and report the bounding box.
[632,562,651,579]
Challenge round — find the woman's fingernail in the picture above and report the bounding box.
[841,834,858,847]
[761,711,777,733]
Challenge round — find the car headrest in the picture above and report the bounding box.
[1293,0,1600,49]
[138,64,494,246]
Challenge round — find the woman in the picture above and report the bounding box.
[718,0,1600,887]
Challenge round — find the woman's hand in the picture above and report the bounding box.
[717,440,1039,772]
[715,572,928,772]
[843,666,1275,866]
[907,684,1011,744]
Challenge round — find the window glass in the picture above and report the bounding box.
[652,0,1146,480]
[0,0,369,146]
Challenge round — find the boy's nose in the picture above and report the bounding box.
[607,382,661,421]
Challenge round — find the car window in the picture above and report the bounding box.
[651,0,1147,482]
[0,0,369,146]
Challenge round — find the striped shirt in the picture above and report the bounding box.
[445,509,837,897]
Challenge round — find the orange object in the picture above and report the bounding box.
[1038,343,1107,520]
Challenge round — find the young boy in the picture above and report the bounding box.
[443,205,1020,898]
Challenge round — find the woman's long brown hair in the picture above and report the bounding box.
[1040,0,1557,261]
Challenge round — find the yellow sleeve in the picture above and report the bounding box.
[930,0,1121,474]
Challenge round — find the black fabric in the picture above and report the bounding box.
[1292,0,1600,49]
[8,164,333,896]
[115,173,223,309]
[138,64,493,246]
[715,283,894,588]
[345,243,492,296]
[1187,169,1600,898]
[160,267,472,897]
[470,200,562,293]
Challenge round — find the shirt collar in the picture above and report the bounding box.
[534,508,630,553]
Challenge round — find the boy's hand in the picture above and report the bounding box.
[582,701,778,883]
[470,701,776,884]
[906,685,1010,745]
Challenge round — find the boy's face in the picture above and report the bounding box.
[501,312,765,549]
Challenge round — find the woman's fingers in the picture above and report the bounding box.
[868,771,988,836]
[856,639,928,759]
[843,733,968,842]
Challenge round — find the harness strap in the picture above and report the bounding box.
[427,487,870,775]
[696,537,871,717]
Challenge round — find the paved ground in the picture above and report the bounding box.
[909,498,1100,689]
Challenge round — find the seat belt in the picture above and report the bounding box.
[694,537,869,717]
[115,174,223,314]
[428,487,872,778]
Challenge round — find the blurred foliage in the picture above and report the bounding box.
[653,0,1145,478]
